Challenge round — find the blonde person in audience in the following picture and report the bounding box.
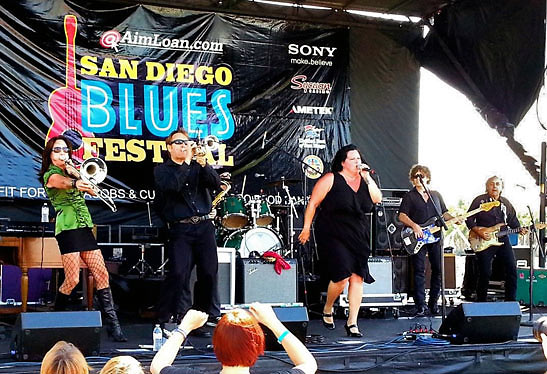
[100,356,145,374]
[40,341,89,374]
[150,303,317,374]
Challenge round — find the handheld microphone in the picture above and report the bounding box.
[358,164,376,174]
[261,131,268,150]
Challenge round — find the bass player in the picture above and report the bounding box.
[399,165,460,316]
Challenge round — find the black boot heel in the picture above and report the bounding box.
[344,324,363,337]
[322,313,335,330]
[96,287,128,342]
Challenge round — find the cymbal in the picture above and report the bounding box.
[266,178,301,187]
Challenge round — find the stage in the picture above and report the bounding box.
[0,305,545,374]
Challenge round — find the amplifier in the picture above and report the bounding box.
[237,258,297,304]
[516,267,547,306]
[343,257,393,295]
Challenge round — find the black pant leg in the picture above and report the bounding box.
[496,239,517,301]
[158,225,195,320]
[427,242,442,306]
[192,221,219,313]
[461,255,478,297]
[476,247,496,302]
[412,247,427,307]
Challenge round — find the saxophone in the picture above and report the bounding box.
[212,181,231,208]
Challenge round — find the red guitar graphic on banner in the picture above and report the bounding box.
[46,15,96,162]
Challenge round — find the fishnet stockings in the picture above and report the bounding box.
[59,249,110,294]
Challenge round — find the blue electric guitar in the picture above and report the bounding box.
[401,201,500,255]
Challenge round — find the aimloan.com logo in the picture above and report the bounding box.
[100,30,224,54]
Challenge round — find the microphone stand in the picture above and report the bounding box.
[525,206,541,323]
[262,140,323,258]
[261,139,324,310]
[418,175,448,322]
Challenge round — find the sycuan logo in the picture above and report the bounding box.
[100,30,224,54]
[290,75,331,94]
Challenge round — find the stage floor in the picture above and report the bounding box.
[0,305,545,374]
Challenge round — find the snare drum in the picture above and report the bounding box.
[223,227,282,258]
[256,201,274,227]
[218,196,248,229]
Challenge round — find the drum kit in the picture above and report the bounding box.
[215,177,301,259]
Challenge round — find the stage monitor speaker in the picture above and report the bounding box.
[11,311,102,361]
[439,302,521,344]
[237,258,297,304]
[374,205,404,252]
[261,306,308,351]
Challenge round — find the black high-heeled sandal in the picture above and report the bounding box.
[322,312,335,330]
[344,324,363,337]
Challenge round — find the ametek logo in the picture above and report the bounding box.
[290,106,333,115]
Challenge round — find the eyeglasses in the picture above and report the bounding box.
[52,147,69,153]
[169,139,189,145]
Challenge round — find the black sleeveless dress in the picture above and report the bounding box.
[315,172,375,284]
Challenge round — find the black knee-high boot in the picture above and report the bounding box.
[96,287,127,342]
[54,291,70,311]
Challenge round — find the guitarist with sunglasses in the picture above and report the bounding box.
[399,165,459,316]
[465,176,527,302]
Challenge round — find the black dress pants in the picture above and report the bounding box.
[412,241,442,308]
[157,220,218,322]
[476,237,517,302]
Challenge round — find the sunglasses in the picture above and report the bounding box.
[412,174,424,179]
[169,139,189,145]
[52,147,70,153]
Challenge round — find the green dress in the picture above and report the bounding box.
[43,164,93,236]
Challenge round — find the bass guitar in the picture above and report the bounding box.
[401,201,500,255]
[468,223,546,252]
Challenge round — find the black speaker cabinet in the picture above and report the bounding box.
[237,258,297,304]
[261,306,308,351]
[439,302,521,344]
[11,311,102,361]
[374,205,404,252]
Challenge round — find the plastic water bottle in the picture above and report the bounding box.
[41,203,49,223]
[153,324,163,351]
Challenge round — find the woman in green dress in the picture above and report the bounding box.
[39,135,126,342]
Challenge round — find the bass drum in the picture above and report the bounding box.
[223,227,282,258]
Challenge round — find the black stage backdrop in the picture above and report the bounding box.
[0,1,419,224]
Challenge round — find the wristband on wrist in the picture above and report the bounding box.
[173,327,188,340]
[277,330,290,344]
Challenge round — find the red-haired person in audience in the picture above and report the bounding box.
[40,341,90,374]
[151,303,317,374]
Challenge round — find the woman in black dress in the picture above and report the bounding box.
[299,145,382,337]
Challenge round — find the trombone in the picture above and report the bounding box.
[64,157,117,212]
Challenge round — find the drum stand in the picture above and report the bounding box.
[248,198,260,228]
[127,235,154,278]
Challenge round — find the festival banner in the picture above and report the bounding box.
[0,2,350,220]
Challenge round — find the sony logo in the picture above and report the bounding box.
[288,44,337,57]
